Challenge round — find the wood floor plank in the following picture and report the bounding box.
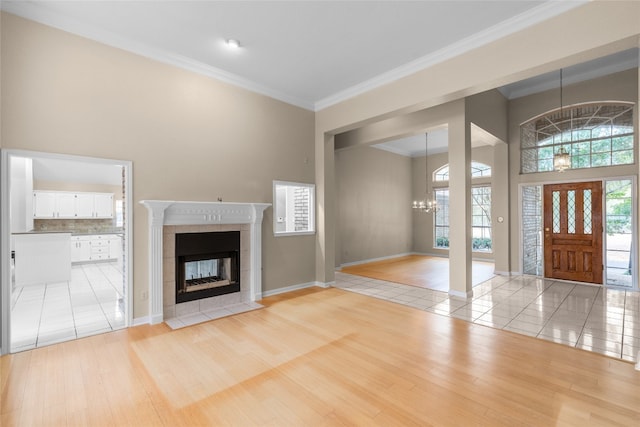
[2,287,640,426]
[341,254,495,290]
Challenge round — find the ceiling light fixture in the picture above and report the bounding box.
[553,69,571,172]
[225,39,241,50]
[412,132,438,214]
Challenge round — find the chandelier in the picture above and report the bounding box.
[412,132,438,213]
[553,69,571,172]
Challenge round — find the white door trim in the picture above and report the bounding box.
[518,175,637,290]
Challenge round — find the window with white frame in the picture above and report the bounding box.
[433,162,492,182]
[471,186,492,252]
[273,181,315,235]
[520,102,634,173]
[434,189,449,248]
[433,186,492,252]
[432,162,492,252]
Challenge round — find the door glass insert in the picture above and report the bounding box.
[552,191,560,233]
[584,189,592,234]
[567,190,575,234]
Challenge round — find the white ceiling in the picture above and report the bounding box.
[32,157,124,186]
[372,123,502,158]
[2,0,586,111]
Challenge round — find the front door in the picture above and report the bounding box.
[543,181,603,284]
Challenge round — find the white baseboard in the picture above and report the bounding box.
[132,316,150,326]
[261,281,326,298]
[449,289,473,299]
[493,270,511,276]
[340,252,414,268]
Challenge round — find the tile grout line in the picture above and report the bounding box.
[65,278,79,341]
[34,282,49,348]
[573,286,603,352]
[83,264,117,330]
[532,283,576,342]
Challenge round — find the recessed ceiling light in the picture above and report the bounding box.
[226,39,241,50]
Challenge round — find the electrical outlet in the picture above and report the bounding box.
[141,291,148,300]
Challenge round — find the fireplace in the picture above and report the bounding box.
[140,200,270,324]
[175,231,240,304]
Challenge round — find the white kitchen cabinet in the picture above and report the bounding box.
[33,190,114,219]
[34,190,76,218]
[14,232,72,287]
[94,194,114,218]
[56,192,77,218]
[108,235,122,261]
[71,234,123,263]
[75,193,95,218]
[32,191,57,218]
[70,236,92,263]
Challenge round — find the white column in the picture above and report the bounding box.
[315,133,336,286]
[448,105,473,298]
[250,205,265,301]
[142,201,173,324]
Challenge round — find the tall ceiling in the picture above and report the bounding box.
[2,0,586,111]
[4,1,637,158]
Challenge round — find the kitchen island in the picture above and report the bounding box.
[13,232,72,287]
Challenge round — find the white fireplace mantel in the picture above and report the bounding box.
[140,200,271,324]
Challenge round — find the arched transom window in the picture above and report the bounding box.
[433,162,492,181]
[520,102,634,173]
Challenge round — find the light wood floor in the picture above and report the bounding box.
[341,254,495,291]
[2,287,640,426]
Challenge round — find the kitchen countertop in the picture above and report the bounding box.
[12,230,124,236]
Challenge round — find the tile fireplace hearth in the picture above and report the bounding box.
[140,201,270,324]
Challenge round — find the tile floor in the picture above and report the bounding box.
[11,262,126,352]
[165,301,264,330]
[334,271,640,363]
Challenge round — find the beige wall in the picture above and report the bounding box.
[1,13,316,318]
[508,68,639,272]
[466,89,509,270]
[335,146,412,266]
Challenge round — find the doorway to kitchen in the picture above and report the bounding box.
[1,150,133,354]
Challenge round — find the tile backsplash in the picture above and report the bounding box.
[34,219,122,234]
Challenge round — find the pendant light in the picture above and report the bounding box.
[553,69,571,172]
[412,133,438,213]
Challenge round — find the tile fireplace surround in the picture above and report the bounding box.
[140,201,271,324]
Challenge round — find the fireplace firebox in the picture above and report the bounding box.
[175,231,240,304]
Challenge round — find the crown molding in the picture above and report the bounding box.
[2,0,588,112]
[1,1,315,111]
[314,0,588,111]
